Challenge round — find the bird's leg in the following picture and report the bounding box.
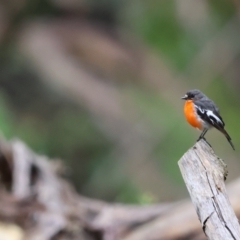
[196,129,212,147]
[197,129,208,142]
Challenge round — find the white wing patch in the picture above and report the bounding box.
[194,104,223,126]
[195,105,205,114]
[206,110,223,125]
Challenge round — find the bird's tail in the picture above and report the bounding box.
[221,128,235,150]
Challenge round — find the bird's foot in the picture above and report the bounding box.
[197,137,212,148]
[197,137,203,142]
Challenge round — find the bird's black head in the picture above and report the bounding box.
[181,89,204,101]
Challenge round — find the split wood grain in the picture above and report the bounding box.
[178,139,240,240]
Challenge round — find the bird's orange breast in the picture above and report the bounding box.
[184,100,203,130]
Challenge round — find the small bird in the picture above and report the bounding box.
[181,89,235,150]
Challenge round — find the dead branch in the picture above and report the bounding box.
[178,139,240,240]
[0,138,240,240]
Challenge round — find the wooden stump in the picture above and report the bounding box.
[178,139,240,240]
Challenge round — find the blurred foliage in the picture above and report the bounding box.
[123,0,199,70]
[0,0,239,204]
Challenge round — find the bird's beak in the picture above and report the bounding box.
[181,94,188,100]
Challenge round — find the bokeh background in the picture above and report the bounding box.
[0,0,239,203]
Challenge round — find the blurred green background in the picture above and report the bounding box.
[0,0,239,203]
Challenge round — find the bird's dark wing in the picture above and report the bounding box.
[194,99,225,129]
[194,98,234,150]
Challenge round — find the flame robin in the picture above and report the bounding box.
[181,89,235,150]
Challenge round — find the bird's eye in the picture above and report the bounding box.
[188,93,194,99]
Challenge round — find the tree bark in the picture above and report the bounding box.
[178,139,240,240]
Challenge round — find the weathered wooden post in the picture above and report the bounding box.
[178,139,240,239]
